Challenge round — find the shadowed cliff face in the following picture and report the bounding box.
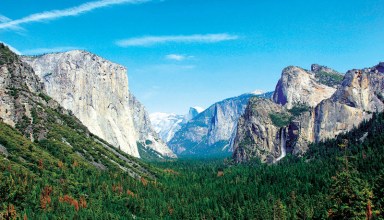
[233,63,384,163]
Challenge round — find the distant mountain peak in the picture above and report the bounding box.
[191,106,204,113]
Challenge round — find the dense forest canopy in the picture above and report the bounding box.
[2,109,384,219]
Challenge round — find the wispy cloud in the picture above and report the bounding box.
[116,33,239,47]
[0,0,148,30]
[0,42,22,55]
[21,46,82,55]
[0,14,23,31]
[165,54,194,61]
[0,15,11,23]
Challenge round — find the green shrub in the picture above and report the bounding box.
[269,112,292,127]
[315,71,344,87]
[289,104,310,117]
[38,93,52,102]
[0,43,17,65]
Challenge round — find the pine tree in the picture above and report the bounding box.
[373,169,384,217]
[273,199,287,220]
[329,168,373,219]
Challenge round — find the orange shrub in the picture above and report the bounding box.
[127,190,136,197]
[79,196,87,209]
[59,194,81,212]
[40,186,53,210]
[140,177,148,186]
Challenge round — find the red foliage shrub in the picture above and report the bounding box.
[141,177,148,187]
[127,190,136,197]
[59,194,81,211]
[40,186,53,210]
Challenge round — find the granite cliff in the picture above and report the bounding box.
[0,43,154,177]
[22,50,174,158]
[233,63,384,163]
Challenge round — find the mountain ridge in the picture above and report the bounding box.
[168,92,273,157]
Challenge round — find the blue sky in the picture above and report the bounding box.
[1,0,384,114]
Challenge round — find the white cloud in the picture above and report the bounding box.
[165,54,194,61]
[0,15,11,23]
[0,42,22,55]
[116,33,239,47]
[0,0,148,30]
[165,54,185,61]
[0,14,23,31]
[21,46,81,55]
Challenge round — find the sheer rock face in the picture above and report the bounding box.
[234,63,384,163]
[128,94,176,158]
[314,63,384,141]
[273,66,336,109]
[23,51,140,157]
[232,98,284,163]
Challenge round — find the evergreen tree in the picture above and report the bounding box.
[373,169,384,217]
[329,168,373,219]
[273,199,287,220]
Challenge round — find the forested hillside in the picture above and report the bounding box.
[2,108,384,218]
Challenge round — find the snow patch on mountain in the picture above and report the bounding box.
[150,106,204,143]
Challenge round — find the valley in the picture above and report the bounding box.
[1,42,384,219]
[1,0,384,215]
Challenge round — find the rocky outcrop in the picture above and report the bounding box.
[129,94,176,158]
[234,63,384,163]
[273,66,336,109]
[313,63,384,141]
[233,98,285,163]
[0,44,45,132]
